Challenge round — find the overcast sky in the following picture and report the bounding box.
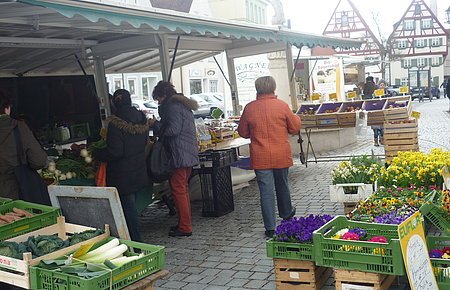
[283,0,449,40]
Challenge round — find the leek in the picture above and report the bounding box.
[107,254,142,267]
[79,238,119,260]
[83,244,128,263]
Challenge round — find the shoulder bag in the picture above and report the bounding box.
[146,137,170,183]
[13,126,51,205]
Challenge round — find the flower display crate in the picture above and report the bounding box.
[329,183,373,203]
[30,237,165,290]
[337,101,363,128]
[266,239,314,261]
[0,216,110,289]
[334,269,397,290]
[383,119,419,162]
[297,104,320,128]
[427,236,450,290]
[383,96,412,122]
[273,258,332,290]
[315,102,342,128]
[363,99,387,126]
[420,203,450,235]
[0,200,61,241]
[313,216,405,275]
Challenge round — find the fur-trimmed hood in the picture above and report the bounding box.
[171,94,199,111]
[107,115,148,135]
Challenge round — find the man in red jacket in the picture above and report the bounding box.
[238,76,301,238]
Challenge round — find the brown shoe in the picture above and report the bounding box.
[379,137,384,145]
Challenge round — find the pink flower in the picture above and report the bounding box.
[369,236,387,243]
[396,187,403,191]
[341,232,360,241]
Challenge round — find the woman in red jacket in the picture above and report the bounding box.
[238,76,301,238]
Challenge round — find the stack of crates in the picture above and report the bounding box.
[384,119,419,162]
[197,149,237,217]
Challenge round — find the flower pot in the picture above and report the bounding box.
[329,183,373,202]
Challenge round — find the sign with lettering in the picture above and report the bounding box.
[411,111,421,119]
[374,89,385,97]
[329,93,337,100]
[400,86,409,94]
[347,91,356,99]
[311,93,321,101]
[398,212,438,290]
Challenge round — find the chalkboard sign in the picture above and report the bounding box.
[48,186,130,239]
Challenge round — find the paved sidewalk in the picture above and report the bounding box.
[140,98,450,289]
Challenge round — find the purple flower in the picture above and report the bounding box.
[430,249,443,258]
[348,228,367,239]
[274,214,333,243]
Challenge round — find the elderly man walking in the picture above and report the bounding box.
[238,76,301,238]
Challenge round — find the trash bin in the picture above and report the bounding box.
[197,149,237,217]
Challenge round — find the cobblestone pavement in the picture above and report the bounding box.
[140,97,450,290]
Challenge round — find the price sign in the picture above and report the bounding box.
[73,242,95,258]
[311,93,321,101]
[399,86,409,94]
[411,111,421,119]
[398,212,438,290]
[329,93,337,100]
[347,91,356,99]
[374,88,385,97]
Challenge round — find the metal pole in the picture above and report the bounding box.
[168,36,180,83]
[157,34,170,81]
[225,53,240,115]
[93,57,111,125]
[286,43,298,111]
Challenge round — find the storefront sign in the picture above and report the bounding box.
[398,212,438,290]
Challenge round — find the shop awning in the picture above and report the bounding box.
[0,0,361,75]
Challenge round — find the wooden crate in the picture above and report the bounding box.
[297,104,320,128]
[337,101,364,128]
[335,269,396,290]
[383,96,412,121]
[363,99,387,126]
[0,216,110,289]
[274,258,331,290]
[315,102,342,128]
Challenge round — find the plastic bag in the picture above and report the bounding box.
[95,162,107,187]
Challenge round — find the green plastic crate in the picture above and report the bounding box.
[30,238,165,290]
[420,203,450,235]
[266,239,314,261]
[0,200,60,241]
[0,197,12,205]
[313,216,405,275]
[427,236,450,289]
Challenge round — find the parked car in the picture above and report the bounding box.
[132,100,159,118]
[386,85,401,96]
[410,87,440,101]
[191,93,225,116]
[189,94,213,118]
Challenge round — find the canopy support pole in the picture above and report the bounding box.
[93,56,111,125]
[226,53,240,116]
[157,34,170,81]
[168,36,180,83]
[286,43,297,111]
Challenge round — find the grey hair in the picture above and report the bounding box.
[255,76,276,95]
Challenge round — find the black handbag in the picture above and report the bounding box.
[13,126,51,205]
[147,138,170,183]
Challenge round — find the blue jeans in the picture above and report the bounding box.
[373,127,384,139]
[255,168,294,231]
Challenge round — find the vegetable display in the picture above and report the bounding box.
[0,208,33,225]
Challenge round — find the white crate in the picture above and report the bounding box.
[329,183,374,202]
[0,216,110,289]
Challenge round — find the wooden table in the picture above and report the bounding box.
[124,270,169,290]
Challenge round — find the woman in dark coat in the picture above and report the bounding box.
[148,81,199,237]
[95,89,149,241]
[0,92,47,200]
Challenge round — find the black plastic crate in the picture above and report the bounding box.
[197,166,234,217]
[199,149,237,168]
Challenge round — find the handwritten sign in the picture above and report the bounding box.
[411,111,421,119]
[374,88,385,97]
[398,212,438,290]
[347,91,356,99]
[329,93,337,100]
[311,93,321,101]
[400,86,409,94]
